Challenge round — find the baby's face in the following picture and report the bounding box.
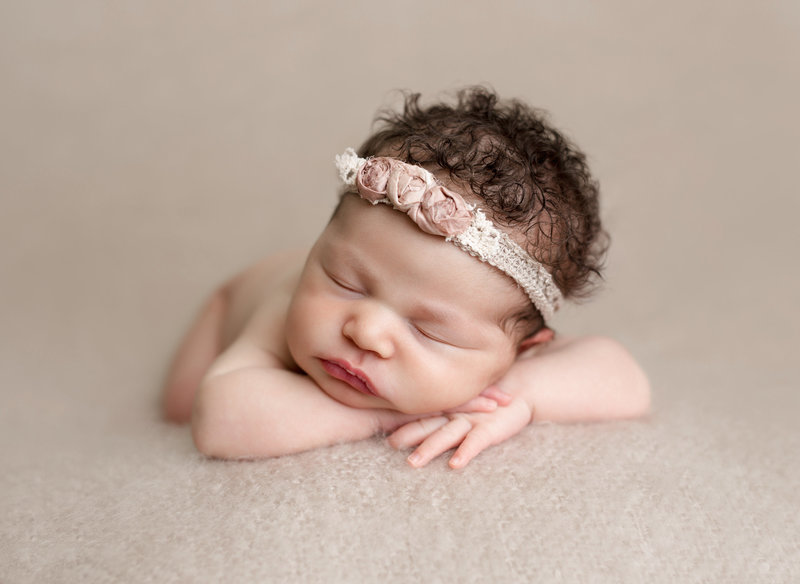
[285,195,528,414]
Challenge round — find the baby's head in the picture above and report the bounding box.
[285,87,607,414]
[357,86,608,334]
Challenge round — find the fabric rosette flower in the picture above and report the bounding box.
[356,157,395,202]
[355,155,472,237]
[385,163,430,211]
[410,185,473,237]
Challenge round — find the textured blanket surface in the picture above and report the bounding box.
[1,2,798,582]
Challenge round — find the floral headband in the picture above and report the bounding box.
[335,148,562,320]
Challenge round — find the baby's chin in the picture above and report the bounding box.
[319,384,446,416]
[372,400,459,417]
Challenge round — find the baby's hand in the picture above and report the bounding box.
[375,386,512,435]
[444,385,513,414]
[386,396,533,469]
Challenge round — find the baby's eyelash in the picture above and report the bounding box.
[334,279,356,291]
[412,324,449,345]
[325,270,362,294]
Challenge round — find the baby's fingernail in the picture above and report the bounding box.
[449,455,463,468]
[407,453,422,466]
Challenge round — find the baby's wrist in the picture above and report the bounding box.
[374,408,417,434]
[496,376,535,421]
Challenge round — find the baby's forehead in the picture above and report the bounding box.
[347,151,534,248]
[326,195,530,323]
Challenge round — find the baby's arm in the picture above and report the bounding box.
[503,335,651,423]
[191,340,415,459]
[389,335,650,468]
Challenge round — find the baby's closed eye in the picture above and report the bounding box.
[411,323,449,344]
[324,269,364,296]
[410,322,471,349]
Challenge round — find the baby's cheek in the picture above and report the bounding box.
[284,302,312,360]
[394,376,450,413]
[424,378,482,412]
[490,346,518,379]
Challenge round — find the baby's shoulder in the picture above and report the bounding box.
[228,248,307,293]
[219,248,308,349]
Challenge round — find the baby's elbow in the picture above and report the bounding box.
[625,360,652,418]
[190,379,242,459]
[191,384,223,458]
[191,419,223,460]
[191,375,287,460]
[191,423,218,459]
[591,336,652,419]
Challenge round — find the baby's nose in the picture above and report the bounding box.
[342,303,395,359]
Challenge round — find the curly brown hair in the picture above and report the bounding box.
[358,86,609,333]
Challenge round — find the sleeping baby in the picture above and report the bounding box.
[162,86,650,468]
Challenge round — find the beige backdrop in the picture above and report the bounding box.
[1,2,798,582]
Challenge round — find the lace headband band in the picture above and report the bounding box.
[335,148,562,321]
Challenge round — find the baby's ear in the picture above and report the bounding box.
[517,327,554,354]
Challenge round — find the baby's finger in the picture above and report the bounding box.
[448,426,495,469]
[479,385,513,407]
[406,417,472,468]
[445,396,497,414]
[387,416,449,450]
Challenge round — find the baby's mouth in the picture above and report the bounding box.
[320,359,378,396]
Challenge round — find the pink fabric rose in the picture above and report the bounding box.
[356,157,472,238]
[411,185,473,237]
[356,157,394,202]
[386,164,429,211]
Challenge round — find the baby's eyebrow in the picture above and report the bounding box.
[323,244,376,282]
[411,302,478,332]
